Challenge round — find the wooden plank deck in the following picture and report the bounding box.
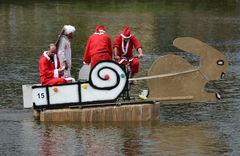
[33,102,160,122]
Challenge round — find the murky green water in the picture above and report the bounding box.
[0,0,240,155]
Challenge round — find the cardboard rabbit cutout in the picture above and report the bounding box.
[147,37,228,103]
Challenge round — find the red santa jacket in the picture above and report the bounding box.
[39,52,66,85]
[113,35,142,58]
[83,33,113,66]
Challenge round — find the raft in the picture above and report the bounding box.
[33,101,160,122]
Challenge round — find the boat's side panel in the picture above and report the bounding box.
[22,84,34,108]
[49,84,79,105]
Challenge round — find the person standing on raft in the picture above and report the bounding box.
[57,25,76,81]
[83,25,113,68]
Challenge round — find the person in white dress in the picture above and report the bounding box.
[57,25,76,81]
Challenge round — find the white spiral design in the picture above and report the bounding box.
[89,61,127,90]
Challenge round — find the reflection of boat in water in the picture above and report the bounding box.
[22,37,228,122]
[146,122,228,155]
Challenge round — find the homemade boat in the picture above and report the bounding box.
[22,37,228,122]
[23,60,159,122]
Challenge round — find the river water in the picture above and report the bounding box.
[0,0,240,155]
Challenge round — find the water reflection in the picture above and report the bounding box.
[149,123,231,155]
[16,120,231,155]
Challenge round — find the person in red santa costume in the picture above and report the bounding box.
[83,25,113,68]
[113,26,143,78]
[39,43,67,85]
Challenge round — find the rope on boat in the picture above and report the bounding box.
[129,68,199,81]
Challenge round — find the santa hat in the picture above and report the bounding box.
[95,25,106,34]
[63,25,76,35]
[121,26,131,39]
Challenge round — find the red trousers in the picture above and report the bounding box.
[116,57,139,74]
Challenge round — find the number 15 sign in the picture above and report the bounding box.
[32,87,47,106]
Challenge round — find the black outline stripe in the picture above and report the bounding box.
[46,87,50,106]
[78,82,81,104]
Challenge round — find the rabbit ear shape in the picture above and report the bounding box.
[173,37,220,57]
[173,37,228,81]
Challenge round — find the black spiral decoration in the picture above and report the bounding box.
[89,61,127,90]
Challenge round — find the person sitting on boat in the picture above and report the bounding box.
[83,25,113,68]
[113,26,143,78]
[57,25,76,80]
[39,43,67,85]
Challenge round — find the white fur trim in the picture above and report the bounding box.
[43,51,50,60]
[54,69,59,78]
[44,52,58,68]
[99,30,105,33]
[64,77,76,82]
[94,29,105,35]
[64,25,76,35]
[118,58,125,64]
[94,32,104,35]
[121,33,131,39]
[54,54,58,69]
[121,38,130,55]
[44,52,59,77]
